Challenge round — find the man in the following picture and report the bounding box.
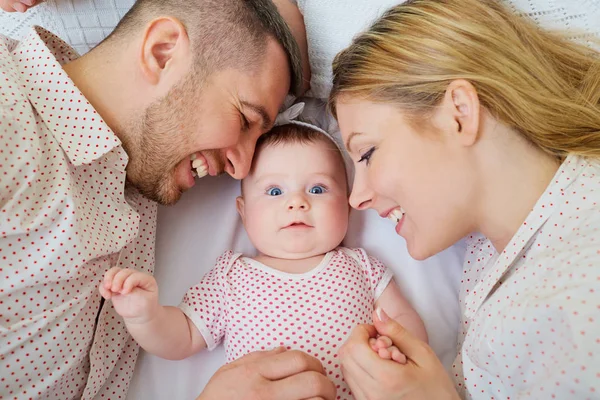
[0,1,334,399]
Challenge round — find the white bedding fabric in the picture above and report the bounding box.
[1,0,598,399]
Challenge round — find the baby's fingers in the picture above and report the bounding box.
[122,272,156,294]
[98,281,112,299]
[390,346,407,364]
[111,269,136,293]
[103,267,122,290]
[374,338,407,364]
[375,336,393,349]
[377,346,392,360]
[369,338,378,352]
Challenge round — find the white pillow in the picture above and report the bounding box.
[0,0,135,55]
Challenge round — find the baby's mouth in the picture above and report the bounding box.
[285,221,313,228]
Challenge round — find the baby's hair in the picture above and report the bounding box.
[256,123,340,154]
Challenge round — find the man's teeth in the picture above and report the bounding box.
[387,208,405,223]
[190,155,208,178]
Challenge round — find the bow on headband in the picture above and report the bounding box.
[273,101,336,142]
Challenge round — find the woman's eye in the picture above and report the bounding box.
[266,187,283,196]
[358,147,376,165]
[309,185,326,194]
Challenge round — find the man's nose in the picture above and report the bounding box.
[224,137,257,180]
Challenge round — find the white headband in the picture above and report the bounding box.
[272,98,353,184]
[273,100,343,152]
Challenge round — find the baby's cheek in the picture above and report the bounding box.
[325,206,349,239]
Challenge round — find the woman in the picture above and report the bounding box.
[329,0,600,399]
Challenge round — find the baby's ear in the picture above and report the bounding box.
[235,196,246,223]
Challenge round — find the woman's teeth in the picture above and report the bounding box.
[190,154,208,178]
[388,208,405,223]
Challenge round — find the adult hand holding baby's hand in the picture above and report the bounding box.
[0,0,41,13]
[339,308,460,400]
[99,267,159,324]
[369,335,407,364]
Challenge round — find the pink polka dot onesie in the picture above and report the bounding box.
[179,247,394,400]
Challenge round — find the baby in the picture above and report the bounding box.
[100,107,427,399]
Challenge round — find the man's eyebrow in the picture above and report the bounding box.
[241,101,272,131]
[345,131,363,151]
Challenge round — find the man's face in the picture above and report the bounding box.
[126,39,290,205]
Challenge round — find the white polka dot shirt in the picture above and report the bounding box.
[1,27,157,400]
[454,155,600,399]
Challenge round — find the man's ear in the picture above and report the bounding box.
[442,79,481,147]
[236,196,246,223]
[139,17,191,86]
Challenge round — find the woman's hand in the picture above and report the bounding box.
[0,0,41,13]
[339,308,460,400]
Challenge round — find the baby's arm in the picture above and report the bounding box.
[99,267,207,360]
[375,279,428,342]
[372,279,428,363]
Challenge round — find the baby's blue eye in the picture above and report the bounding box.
[309,185,326,194]
[267,187,283,196]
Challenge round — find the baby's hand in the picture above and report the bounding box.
[99,267,159,324]
[0,0,41,13]
[369,335,407,364]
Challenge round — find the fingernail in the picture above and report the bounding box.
[375,307,390,322]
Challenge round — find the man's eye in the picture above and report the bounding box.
[267,187,282,196]
[241,114,250,130]
[309,185,326,194]
[358,147,376,164]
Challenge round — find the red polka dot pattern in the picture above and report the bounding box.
[453,155,600,399]
[1,27,157,400]
[179,248,393,400]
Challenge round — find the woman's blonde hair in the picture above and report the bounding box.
[329,0,600,158]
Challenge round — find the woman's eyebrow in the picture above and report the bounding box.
[345,131,363,151]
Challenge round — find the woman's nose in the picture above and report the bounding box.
[349,172,374,210]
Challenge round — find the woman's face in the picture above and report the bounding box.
[336,98,477,260]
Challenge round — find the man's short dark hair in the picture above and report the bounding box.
[106,0,303,95]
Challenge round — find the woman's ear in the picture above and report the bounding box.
[236,196,246,223]
[443,79,481,147]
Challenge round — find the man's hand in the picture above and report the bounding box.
[0,0,41,13]
[198,348,337,400]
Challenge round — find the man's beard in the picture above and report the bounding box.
[123,75,199,206]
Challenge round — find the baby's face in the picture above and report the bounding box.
[237,139,349,259]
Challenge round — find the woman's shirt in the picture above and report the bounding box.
[453,155,600,399]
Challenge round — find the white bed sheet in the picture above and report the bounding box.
[126,174,465,399]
